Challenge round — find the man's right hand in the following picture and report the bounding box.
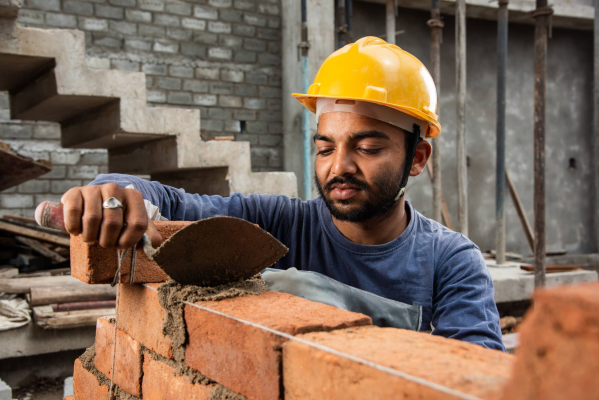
[39,183,162,249]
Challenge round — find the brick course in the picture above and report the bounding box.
[284,325,514,400]
[183,291,372,400]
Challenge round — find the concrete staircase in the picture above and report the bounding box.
[0,0,297,197]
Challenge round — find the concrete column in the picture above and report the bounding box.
[282,0,335,199]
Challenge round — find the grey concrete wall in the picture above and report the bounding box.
[16,0,284,172]
[350,1,595,255]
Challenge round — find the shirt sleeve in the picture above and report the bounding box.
[431,236,506,352]
[87,173,306,240]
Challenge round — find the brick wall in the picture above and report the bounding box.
[0,92,109,218]
[18,0,283,171]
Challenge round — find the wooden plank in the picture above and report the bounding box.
[0,268,18,279]
[33,306,115,330]
[0,140,53,191]
[520,264,582,273]
[3,214,37,225]
[427,163,455,231]
[15,236,67,262]
[0,220,70,247]
[0,218,69,238]
[30,284,116,306]
[505,169,534,253]
[0,275,87,294]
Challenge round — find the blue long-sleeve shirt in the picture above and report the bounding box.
[91,174,505,351]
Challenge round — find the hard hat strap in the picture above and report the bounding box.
[394,124,423,201]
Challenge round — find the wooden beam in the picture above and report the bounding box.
[33,306,115,330]
[15,236,67,263]
[0,220,70,247]
[505,169,535,253]
[427,163,455,231]
[0,275,86,294]
[29,285,116,307]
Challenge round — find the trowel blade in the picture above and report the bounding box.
[149,216,288,286]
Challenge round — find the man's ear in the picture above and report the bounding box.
[410,140,432,177]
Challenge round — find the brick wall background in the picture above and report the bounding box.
[0,0,284,218]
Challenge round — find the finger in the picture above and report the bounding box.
[117,189,148,249]
[146,220,163,248]
[80,186,103,244]
[61,189,84,235]
[98,190,124,248]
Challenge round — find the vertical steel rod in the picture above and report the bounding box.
[456,0,468,236]
[429,0,443,223]
[594,0,599,253]
[301,0,311,200]
[532,0,551,287]
[495,0,509,265]
[336,0,347,48]
[386,0,396,45]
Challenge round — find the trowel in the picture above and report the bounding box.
[36,201,289,286]
[141,217,288,286]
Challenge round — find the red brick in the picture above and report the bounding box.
[142,356,215,400]
[73,358,109,400]
[184,290,372,400]
[94,316,143,397]
[70,221,191,284]
[116,283,173,359]
[64,396,74,400]
[283,325,514,400]
[500,282,599,400]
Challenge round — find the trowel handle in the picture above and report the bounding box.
[35,201,66,231]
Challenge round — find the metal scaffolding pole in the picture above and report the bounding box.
[456,0,468,236]
[495,0,509,265]
[336,0,347,48]
[386,0,396,45]
[594,0,599,254]
[300,0,311,200]
[429,0,443,223]
[532,0,551,287]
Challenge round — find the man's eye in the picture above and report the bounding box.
[317,149,334,156]
[359,148,382,155]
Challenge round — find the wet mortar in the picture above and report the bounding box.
[157,274,268,361]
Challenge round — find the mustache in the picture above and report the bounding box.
[324,176,370,192]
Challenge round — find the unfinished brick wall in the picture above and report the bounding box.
[69,224,599,400]
[16,0,283,172]
[71,283,514,400]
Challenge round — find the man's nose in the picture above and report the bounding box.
[331,146,358,176]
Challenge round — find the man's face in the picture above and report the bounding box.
[314,111,408,222]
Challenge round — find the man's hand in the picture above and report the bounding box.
[41,183,162,249]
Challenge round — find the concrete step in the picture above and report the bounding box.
[0,0,20,19]
[0,25,298,196]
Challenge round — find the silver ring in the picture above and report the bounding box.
[102,197,123,210]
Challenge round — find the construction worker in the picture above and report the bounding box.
[52,37,505,351]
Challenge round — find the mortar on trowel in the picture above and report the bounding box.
[36,201,289,286]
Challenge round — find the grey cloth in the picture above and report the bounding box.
[262,268,422,331]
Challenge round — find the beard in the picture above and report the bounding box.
[315,165,404,222]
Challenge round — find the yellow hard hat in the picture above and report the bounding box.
[293,36,441,139]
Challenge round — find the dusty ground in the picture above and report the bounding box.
[12,378,64,400]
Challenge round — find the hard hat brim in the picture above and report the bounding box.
[292,93,441,139]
